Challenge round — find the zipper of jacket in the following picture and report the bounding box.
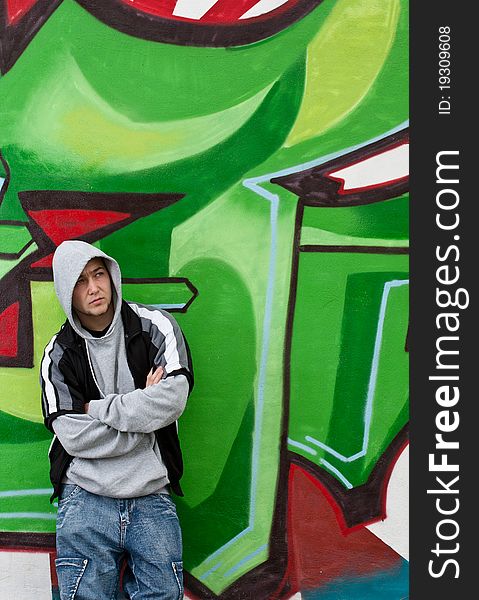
[124,326,141,346]
[123,327,145,388]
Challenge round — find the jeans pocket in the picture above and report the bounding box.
[56,485,83,530]
[55,557,88,600]
[152,493,178,519]
[58,484,82,507]
[171,561,183,599]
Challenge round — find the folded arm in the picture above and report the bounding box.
[87,374,189,433]
[87,307,192,433]
[52,413,148,458]
[41,336,150,458]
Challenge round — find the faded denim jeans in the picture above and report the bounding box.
[55,484,183,600]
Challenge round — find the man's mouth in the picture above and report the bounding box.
[90,298,103,305]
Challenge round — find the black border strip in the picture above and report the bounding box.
[300,244,409,254]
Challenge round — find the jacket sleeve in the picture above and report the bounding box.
[134,304,194,390]
[88,307,192,433]
[87,374,189,433]
[52,414,149,458]
[40,334,86,431]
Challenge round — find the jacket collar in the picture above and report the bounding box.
[57,300,141,349]
[120,300,143,339]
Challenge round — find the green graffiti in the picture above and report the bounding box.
[0,0,409,596]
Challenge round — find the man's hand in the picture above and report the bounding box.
[84,367,164,412]
[145,366,164,388]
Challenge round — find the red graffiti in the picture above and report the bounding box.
[0,302,19,357]
[27,209,131,267]
[5,0,39,24]
[284,464,400,593]
[120,0,301,23]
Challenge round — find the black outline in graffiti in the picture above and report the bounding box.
[74,0,324,48]
[0,237,35,260]
[19,190,184,274]
[0,150,10,203]
[0,531,55,548]
[272,129,409,207]
[122,277,198,314]
[0,0,327,72]
[0,270,33,368]
[300,245,409,254]
[0,0,62,74]
[288,428,409,530]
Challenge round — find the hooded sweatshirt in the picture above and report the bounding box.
[46,240,189,498]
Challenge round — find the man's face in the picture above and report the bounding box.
[72,258,113,328]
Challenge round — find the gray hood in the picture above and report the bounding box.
[52,240,122,340]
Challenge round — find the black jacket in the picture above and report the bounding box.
[41,301,193,501]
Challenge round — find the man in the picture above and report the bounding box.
[40,240,193,600]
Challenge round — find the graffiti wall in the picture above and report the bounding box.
[0,0,409,598]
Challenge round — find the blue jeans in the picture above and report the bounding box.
[55,485,183,600]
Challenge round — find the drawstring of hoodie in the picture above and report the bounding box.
[85,340,106,399]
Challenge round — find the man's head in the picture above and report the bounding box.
[72,257,114,331]
[52,240,122,338]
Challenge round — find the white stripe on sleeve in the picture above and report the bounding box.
[41,335,59,415]
[136,306,182,374]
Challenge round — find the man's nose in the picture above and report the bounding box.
[87,278,99,294]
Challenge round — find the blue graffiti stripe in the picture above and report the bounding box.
[0,489,52,498]
[0,512,56,519]
[224,544,268,578]
[320,459,353,489]
[288,438,317,456]
[304,280,409,471]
